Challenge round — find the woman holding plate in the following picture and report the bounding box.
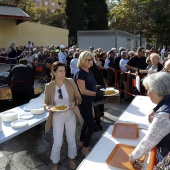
[74,51,104,157]
[44,61,82,170]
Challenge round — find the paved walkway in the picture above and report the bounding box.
[0,100,131,170]
[0,64,132,170]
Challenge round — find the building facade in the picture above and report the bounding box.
[33,0,63,12]
[77,30,146,52]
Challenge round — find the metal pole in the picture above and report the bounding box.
[140,19,143,46]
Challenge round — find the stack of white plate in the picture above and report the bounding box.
[1,111,18,122]
[23,103,44,114]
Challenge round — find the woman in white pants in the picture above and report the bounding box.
[44,61,82,170]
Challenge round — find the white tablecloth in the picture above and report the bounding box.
[77,95,156,170]
[116,95,156,129]
[77,125,149,170]
[0,93,48,144]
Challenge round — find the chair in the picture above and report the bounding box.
[34,65,44,80]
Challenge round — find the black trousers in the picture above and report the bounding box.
[79,102,95,147]
[11,84,35,107]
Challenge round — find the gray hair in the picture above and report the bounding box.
[121,51,127,59]
[150,53,160,61]
[143,72,170,96]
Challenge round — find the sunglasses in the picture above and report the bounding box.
[58,89,63,99]
[86,58,93,62]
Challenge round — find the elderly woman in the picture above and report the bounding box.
[44,62,82,170]
[74,51,104,156]
[129,72,170,167]
[139,53,163,75]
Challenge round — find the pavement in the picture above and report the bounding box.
[0,64,132,170]
[0,99,132,170]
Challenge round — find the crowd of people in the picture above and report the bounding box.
[1,41,170,170]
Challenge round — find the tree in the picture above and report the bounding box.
[65,0,86,45]
[50,1,66,28]
[84,0,109,30]
[108,0,170,49]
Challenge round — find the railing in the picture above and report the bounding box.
[99,68,147,96]
[148,147,157,170]
[116,70,146,96]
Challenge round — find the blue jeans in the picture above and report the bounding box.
[157,147,170,162]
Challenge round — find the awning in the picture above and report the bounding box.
[0,6,30,21]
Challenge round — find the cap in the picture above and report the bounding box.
[43,57,52,64]
[108,50,116,54]
[55,49,59,53]
[60,45,65,49]
[89,46,94,50]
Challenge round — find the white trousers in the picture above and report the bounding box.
[50,110,77,163]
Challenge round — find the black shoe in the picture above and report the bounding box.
[94,124,103,132]
[100,112,104,117]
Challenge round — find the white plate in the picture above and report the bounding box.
[23,103,43,111]
[30,108,44,114]
[100,87,115,91]
[11,120,28,128]
[1,111,18,122]
[103,89,119,96]
[51,105,69,112]
[19,113,34,120]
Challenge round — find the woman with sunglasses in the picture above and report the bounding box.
[44,61,82,170]
[74,51,104,157]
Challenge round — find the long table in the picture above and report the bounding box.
[77,95,156,170]
[0,94,48,144]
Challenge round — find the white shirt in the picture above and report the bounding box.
[119,58,128,72]
[104,58,111,69]
[54,84,70,106]
[58,51,67,65]
[70,58,78,75]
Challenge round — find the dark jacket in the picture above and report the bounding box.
[7,64,34,87]
[90,61,105,87]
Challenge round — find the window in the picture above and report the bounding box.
[52,2,55,6]
[51,9,55,13]
[45,1,48,5]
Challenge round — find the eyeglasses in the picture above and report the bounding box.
[162,68,170,73]
[85,58,93,62]
[58,89,63,99]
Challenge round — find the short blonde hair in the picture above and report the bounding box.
[150,53,160,61]
[77,51,92,68]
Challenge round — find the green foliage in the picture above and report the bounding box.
[108,0,170,48]
[18,0,66,28]
[65,0,85,37]
[65,0,109,45]
[84,0,109,30]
